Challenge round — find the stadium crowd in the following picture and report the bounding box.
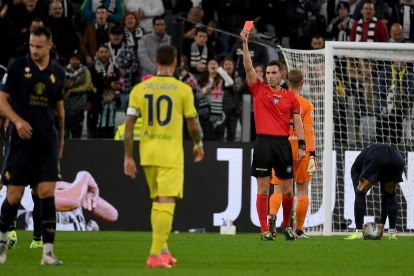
[0,0,413,141]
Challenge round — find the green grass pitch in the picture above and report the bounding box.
[2,231,414,275]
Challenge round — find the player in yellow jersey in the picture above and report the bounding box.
[269,69,317,239]
[123,45,204,269]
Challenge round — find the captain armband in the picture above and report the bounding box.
[298,140,306,151]
[126,107,139,117]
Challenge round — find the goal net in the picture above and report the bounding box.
[279,42,414,235]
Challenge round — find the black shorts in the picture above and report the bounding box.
[1,144,59,187]
[251,135,293,179]
[352,147,405,186]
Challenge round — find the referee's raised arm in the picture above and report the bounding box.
[240,29,257,85]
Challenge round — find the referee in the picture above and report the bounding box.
[346,144,406,240]
[241,28,305,241]
[0,26,65,265]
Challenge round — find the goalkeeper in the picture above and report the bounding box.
[269,69,317,239]
[346,144,406,240]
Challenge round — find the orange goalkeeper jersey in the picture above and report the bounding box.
[289,94,315,152]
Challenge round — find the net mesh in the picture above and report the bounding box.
[280,45,414,233]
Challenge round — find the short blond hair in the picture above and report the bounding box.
[287,69,303,88]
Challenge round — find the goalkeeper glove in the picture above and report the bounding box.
[307,152,317,175]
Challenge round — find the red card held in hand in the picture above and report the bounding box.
[243,21,254,31]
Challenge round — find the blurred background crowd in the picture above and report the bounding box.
[0,0,412,142]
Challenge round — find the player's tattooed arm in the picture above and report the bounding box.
[186,116,203,144]
[124,115,137,158]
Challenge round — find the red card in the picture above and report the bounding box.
[243,21,254,31]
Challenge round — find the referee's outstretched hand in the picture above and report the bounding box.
[15,118,32,139]
[240,30,249,43]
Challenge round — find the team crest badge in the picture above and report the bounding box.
[4,170,11,181]
[273,98,279,105]
[35,82,46,95]
[50,73,56,84]
[286,166,292,173]
[24,67,32,78]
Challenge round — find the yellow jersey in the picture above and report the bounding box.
[129,76,197,169]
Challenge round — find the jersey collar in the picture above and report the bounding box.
[26,54,55,72]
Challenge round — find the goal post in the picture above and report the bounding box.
[279,41,414,235]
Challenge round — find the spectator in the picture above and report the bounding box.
[175,55,198,96]
[327,1,354,41]
[46,0,78,65]
[49,0,74,18]
[138,16,171,76]
[196,58,229,140]
[287,0,325,49]
[182,6,204,56]
[310,34,325,49]
[80,0,124,25]
[79,5,112,65]
[124,0,165,34]
[121,11,144,54]
[221,56,242,142]
[391,0,414,42]
[64,50,94,139]
[350,0,389,42]
[106,25,139,112]
[189,26,213,77]
[88,44,120,138]
[389,23,404,42]
[352,0,392,23]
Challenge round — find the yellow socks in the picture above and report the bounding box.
[150,202,175,256]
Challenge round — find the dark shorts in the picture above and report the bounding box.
[1,144,59,187]
[251,135,293,179]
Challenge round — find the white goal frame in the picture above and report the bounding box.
[323,41,414,235]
